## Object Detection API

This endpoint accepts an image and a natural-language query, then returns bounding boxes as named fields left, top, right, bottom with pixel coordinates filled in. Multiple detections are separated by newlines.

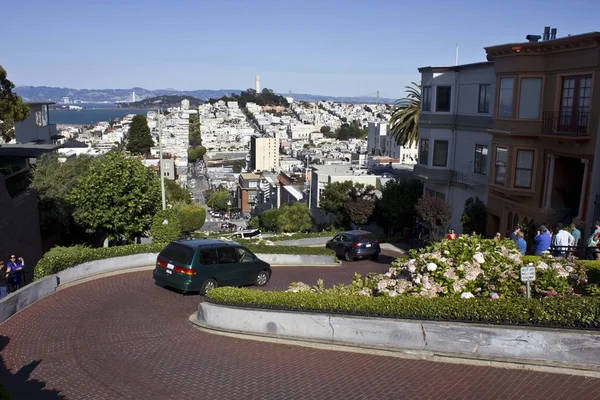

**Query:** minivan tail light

left=353, top=243, right=360, bottom=248
left=157, top=259, right=167, bottom=268
left=174, top=266, right=196, bottom=276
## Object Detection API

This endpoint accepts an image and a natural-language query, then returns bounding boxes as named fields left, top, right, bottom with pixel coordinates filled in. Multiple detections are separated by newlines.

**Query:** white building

left=250, top=135, right=279, bottom=172
left=367, top=122, right=418, bottom=164
left=414, top=61, right=495, bottom=234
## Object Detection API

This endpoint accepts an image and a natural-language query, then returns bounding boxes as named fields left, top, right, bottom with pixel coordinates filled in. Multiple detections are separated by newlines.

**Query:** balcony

left=413, top=164, right=452, bottom=183
left=453, top=162, right=489, bottom=187
left=542, top=111, right=589, bottom=136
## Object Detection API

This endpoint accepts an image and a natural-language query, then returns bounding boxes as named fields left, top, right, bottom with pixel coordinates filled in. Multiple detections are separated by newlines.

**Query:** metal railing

left=542, top=110, right=590, bottom=136
left=454, top=162, right=488, bottom=186
left=545, top=245, right=599, bottom=260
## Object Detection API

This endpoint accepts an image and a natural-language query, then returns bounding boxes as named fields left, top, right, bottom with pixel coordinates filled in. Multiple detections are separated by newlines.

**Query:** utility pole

left=455, top=44, right=459, bottom=66
left=158, top=108, right=166, bottom=210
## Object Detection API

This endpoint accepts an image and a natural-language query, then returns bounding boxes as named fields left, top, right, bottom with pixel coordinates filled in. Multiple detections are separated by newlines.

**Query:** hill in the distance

left=117, top=95, right=204, bottom=109
left=15, top=86, right=396, bottom=104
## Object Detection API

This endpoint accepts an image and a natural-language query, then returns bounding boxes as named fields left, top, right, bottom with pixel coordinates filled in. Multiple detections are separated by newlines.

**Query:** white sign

left=520, top=266, right=536, bottom=282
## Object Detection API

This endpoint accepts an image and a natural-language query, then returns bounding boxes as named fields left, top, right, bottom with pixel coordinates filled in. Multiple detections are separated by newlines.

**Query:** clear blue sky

left=2, top=0, right=599, bottom=98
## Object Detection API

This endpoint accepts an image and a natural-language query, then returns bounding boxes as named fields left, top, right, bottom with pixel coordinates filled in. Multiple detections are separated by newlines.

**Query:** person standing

left=515, top=232, right=527, bottom=255
left=447, top=229, right=457, bottom=240
left=6, top=255, right=24, bottom=292
left=570, top=223, right=581, bottom=247
left=0, top=261, right=8, bottom=299
left=553, top=225, right=575, bottom=257
left=509, top=227, right=520, bottom=242
left=533, top=226, right=551, bottom=256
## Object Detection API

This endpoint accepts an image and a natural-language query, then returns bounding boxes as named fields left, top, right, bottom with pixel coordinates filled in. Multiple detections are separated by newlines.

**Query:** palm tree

left=389, top=82, right=421, bottom=147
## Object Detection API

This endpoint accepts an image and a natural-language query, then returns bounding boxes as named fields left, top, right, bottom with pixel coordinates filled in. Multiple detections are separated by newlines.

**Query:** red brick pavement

left=1, top=252, right=600, bottom=399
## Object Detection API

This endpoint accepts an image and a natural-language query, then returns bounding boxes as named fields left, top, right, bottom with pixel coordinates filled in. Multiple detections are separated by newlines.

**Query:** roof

left=172, top=239, right=240, bottom=248
left=418, top=61, right=493, bottom=73
left=0, top=143, right=62, bottom=158
left=240, top=173, right=261, bottom=180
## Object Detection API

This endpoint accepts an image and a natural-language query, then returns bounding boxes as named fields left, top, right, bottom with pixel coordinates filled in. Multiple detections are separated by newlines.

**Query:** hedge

left=205, top=287, right=600, bottom=329
left=34, top=242, right=335, bottom=280
left=0, top=383, right=11, bottom=400
left=521, top=256, right=600, bottom=284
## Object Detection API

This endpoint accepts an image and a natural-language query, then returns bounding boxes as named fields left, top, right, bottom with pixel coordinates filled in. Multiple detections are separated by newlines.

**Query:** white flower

left=408, top=264, right=417, bottom=273
left=426, top=262, right=438, bottom=272
left=444, top=250, right=450, bottom=255
left=357, top=288, right=372, bottom=296
left=472, top=252, right=485, bottom=264
left=413, top=276, right=422, bottom=285
left=388, top=290, right=398, bottom=297
left=384, top=272, right=392, bottom=278
left=460, top=292, right=475, bottom=299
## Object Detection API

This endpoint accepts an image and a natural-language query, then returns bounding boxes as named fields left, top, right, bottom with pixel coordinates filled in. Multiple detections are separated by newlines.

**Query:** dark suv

left=153, top=239, right=272, bottom=295
left=325, top=230, right=381, bottom=261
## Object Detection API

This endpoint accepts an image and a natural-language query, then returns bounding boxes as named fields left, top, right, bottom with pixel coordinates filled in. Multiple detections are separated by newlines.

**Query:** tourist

left=6, top=255, right=24, bottom=292
left=570, top=223, right=581, bottom=247
left=447, top=229, right=457, bottom=240
left=533, top=226, right=551, bottom=256
left=0, top=261, right=8, bottom=299
left=470, top=231, right=477, bottom=237
left=509, top=227, right=520, bottom=242
left=552, top=225, right=574, bottom=257
left=586, top=231, right=600, bottom=260
left=494, top=232, right=502, bottom=241
left=515, top=232, right=527, bottom=255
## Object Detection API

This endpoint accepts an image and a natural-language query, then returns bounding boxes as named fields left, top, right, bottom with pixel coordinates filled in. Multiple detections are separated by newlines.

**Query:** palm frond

left=389, top=82, right=421, bottom=147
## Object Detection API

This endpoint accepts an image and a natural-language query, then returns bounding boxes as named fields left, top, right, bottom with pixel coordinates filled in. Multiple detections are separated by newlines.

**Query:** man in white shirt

left=553, top=225, right=575, bottom=257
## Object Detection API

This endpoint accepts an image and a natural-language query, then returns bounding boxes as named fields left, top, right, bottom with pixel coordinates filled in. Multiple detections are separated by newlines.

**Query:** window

left=559, top=75, right=592, bottom=131
left=436, top=86, right=452, bottom=112
left=498, top=78, right=514, bottom=118
left=432, top=140, right=448, bottom=167
left=425, top=188, right=446, bottom=201
left=235, top=247, right=256, bottom=263
left=160, top=243, right=196, bottom=265
left=419, top=139, right=429, bottom=165
left=200, top=248, right=218, bottom=265
left=518, top=78, right=543, bottom=119
left=478, top=84, right=491, bottom=113
left=217, top=247, right=238, bottom=264
left=474, top=144, right=488, bottom=174
left=494, top=147, right=508, bottom=185
left=422, top=86, right=431, bottom=111
left=514, top=150, right=534, bottom=188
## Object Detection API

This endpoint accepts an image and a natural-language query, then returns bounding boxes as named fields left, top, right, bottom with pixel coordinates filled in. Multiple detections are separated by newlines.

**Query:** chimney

left=543, top=26, right=551, bottom=41
left=526, top=34, right=541, bottom=43
left=550, top=28, right=557, bottom=40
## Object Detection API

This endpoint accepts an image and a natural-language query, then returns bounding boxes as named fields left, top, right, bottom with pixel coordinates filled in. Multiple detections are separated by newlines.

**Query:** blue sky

left=2, top=0, right=599, bottom=98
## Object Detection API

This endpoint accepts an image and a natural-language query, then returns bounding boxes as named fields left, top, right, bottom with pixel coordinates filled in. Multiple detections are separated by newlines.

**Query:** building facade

left=483, top=31, right=600, bottom=236
left=250, top=136, right=279, bottom=172
left=415, top=62, right=496, bottom=234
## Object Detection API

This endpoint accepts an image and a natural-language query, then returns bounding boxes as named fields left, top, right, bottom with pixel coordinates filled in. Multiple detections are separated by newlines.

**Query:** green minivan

left=153, top=239, right=272, bottom=295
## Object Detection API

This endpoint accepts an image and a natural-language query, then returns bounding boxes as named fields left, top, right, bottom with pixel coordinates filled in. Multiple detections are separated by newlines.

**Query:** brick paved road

left=1, top=252, right=600, bottom=399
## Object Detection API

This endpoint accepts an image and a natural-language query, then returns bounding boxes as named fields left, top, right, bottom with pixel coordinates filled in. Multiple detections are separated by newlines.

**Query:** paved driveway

left=1, top=253, right=599, bottom=399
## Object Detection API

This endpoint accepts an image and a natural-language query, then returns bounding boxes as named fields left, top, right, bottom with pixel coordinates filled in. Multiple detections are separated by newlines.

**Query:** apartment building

left=249, top=135, right=279, bottom=172
left=367, top=122, right=418, bottom=164
left=483, top=30, right=600, bottom=235
left=415, top=62, right=495, bottom=233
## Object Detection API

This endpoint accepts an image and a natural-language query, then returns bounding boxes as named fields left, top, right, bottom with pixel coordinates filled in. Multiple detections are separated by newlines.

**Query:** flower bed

left=205, top=287, right=600, bottom=329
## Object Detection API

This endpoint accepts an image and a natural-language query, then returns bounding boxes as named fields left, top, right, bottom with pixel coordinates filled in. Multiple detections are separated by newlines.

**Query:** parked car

left=230, top=229, right=262, bottom=239
left=325, top=230, right=381, bottom=261
left=153, top=239, right=272, bottom=295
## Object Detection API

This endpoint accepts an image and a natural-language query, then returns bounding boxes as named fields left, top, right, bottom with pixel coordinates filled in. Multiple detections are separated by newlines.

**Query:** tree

left=389, top=82, right=421, bottom=147
left=320, top=125, right=331, bottom=134
left=461, top=198, right=487, bottom=235
left=320, top=181, right=376, bottom=227
left=188, top=147, right=198, bottom=162
left=259, top=208, right=281, bottom=232
left=68, top=152, right=161, bottom=242
left=332, top=122, right=367, bottom=141
left=206, top=189, right=232, bottom=212
left=0, top=66, right=30, bottom=142
left=276, top=203, right=313, bottom=232
left=247, top=216, right=260, bottom=229
left=126, top=114, right=154, bottom=155
left=231, top=161, right=243, bottom=173
left=151, top=209, right=182, bottom=243
left=415, top=196, right=452, bottom=241
left=178, top=205, right=206, bottom=234
left=344, top=198, right=375, bottom=228
left=165, top=179, right=192, bottom=205
left=375, top=178, right=423, bottom=236
left=30, top=153, right=97, bottom=243
left=189, top=113, right=201, bottom=146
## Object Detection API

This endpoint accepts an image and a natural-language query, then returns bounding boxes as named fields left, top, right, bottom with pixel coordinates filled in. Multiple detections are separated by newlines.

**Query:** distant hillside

left=117, top=95, right=204, bottom=109
left=208, top=88, right=289, bottom=107
left=15, top=86, right=396, bottom=104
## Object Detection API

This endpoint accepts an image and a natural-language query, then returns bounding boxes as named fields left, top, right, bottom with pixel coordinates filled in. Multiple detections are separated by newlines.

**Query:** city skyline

left=2, top=0, right=600, bottom=97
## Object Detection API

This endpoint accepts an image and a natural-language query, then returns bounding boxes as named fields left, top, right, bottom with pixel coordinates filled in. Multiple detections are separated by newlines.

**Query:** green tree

left=258, top=208, right=281, bottom=232
left=195, top=145, right=206, bottom=157
left=206, top=189, right=232, bottom=212
left=189, top=113, right=201, bottom=146
left=375, top=178, right=423, bottom=236
left=178, top=205, right=206, bottom=233
left=320, top=181, right=376, bottom=227
left=333, top=122, right=367, bottom=141
left=68, top=152, right=161, bottom=242
left=247, top=216, right=260, bottom=229
left=30, top=153, right=97, bottom=241
left=461, top=198, right=487, bottom=235
left=389, top=82, right=421, bottom=147
left=276, top=203, right=313, bottom=232
left=231, top=161, right=243, bottom=173
left=415, top=196, right=452, bottom=241
left=151, top=209, right=182, bottom=243
left=320, top=125, right=331, bottom=134
left=0, top=66, right=30, bottom=142
left=343, top=184, right=377, bottom=228
left=126, top=114, right=154, bottom=155
left=165, top=179, right=192, bottom=205
left=188, top=147, right=198, bottom=162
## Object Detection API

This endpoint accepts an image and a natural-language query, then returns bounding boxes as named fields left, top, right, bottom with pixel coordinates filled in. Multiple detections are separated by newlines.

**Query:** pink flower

left=490, top=292, right=499, bottom=299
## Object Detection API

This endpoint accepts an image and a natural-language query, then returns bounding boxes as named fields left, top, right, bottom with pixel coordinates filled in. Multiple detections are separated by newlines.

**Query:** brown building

left=484, top=30, right=600, bottom=236
left=236, top=173, right=261, bottom=213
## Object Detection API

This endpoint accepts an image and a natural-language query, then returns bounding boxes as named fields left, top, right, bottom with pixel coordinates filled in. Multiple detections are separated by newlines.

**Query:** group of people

left=0, top=255, right=25, bottom=299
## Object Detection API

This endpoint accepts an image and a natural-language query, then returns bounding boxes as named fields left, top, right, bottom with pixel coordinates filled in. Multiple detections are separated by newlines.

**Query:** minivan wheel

left=256, top=270, right=270, bottom=287
left=344, top=250, right=353, bottom=262
left=199, top=278, right=218, bottom=296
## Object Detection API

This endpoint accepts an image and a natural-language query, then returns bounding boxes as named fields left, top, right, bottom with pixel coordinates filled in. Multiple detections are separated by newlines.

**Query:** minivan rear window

left=159, top=243, right=195, bottom=265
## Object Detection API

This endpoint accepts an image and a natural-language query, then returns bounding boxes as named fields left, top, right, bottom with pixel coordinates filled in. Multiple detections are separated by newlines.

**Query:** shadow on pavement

left=0, top=336, right=65, bottom=399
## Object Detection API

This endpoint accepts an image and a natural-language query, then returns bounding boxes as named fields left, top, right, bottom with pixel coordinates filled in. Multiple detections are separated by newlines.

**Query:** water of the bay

left=50, top=107, right=149, bottom=125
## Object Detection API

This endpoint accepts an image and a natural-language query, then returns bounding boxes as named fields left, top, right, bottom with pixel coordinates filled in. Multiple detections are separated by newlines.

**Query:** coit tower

left=255, top=75, right=260, bottom=92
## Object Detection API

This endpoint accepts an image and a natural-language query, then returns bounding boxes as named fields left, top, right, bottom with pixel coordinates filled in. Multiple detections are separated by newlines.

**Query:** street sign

left=520, top=266, right=536, bottom=282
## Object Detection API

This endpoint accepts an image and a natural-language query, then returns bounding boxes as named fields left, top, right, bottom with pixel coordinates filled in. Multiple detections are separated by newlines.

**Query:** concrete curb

left=193, top=302, right=600, bottom=377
